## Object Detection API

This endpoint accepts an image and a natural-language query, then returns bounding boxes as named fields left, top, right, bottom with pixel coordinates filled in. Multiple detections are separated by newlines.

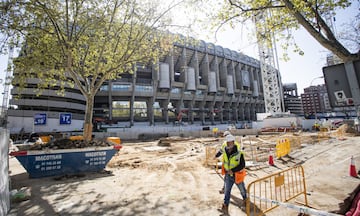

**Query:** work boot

left=240, top=198, right=248, bottom=210
left=220, top=203, right=229, bottom=215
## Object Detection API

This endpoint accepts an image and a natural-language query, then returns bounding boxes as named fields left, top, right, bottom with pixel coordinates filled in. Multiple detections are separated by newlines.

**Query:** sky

left=189, top=1, right=359, bottom=95
left=0, top=1, right=358, bottom=107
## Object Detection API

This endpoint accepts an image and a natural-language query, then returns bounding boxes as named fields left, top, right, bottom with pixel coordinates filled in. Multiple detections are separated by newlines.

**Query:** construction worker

left=215, top=134, right=247, bottom=215
left=223, top=130, right=231, bottom=137
left=216, top=130, right=232, bottom=194
left=313, top=120, right=320, bottom=131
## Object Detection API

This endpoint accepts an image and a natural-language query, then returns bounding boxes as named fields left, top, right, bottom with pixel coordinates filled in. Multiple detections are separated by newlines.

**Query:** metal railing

left=246, top=165, right=308, bottom=216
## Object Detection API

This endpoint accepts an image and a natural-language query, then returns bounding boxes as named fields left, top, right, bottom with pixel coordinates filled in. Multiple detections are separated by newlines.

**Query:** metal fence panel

left=246, top=165, right=308, bottom=216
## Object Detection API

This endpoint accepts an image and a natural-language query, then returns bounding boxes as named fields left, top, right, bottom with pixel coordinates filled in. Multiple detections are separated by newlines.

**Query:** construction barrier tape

left=249, top=194, right=342, bottom=216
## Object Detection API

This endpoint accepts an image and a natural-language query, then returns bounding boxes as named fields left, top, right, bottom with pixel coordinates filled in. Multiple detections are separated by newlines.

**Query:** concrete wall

left=0, top=128, right=10, bottom=215
left=302, top=119, right=315, bottom=130
left=260, top=117, right=301, bottom=128
left=8, top=116, right=84, bottom=134
left=93, top=123, right=260, bottom=141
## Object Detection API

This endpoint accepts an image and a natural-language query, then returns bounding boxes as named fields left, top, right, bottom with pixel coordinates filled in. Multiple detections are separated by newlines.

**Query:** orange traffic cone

left=350, top=156, right=358, bottom=177
left=268, top=148, right=274, bottom=166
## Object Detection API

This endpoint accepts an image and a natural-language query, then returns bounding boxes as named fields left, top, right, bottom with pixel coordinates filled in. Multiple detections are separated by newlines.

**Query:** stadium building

left=7, top=40, right=269, bottom=133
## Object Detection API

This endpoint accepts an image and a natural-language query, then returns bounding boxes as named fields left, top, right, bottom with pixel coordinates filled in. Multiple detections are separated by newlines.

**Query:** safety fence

left=242, top=137, right=295, bottom=164
left=0, top=128, right=10, bottom=216
left=318, top=127, right=331, bottom=140
left=207, top=136, right=298, bottom=167
left=286, top=136, right=301, bottom=149
left=241, top=137, right=272, bottom=164
left=330, top=126, right=346, bottom=140
left=275, top=138, right=291, bottom=159
left=205, top=146, right=218, bottom=168
left=246, top=165, right=308, bottom=216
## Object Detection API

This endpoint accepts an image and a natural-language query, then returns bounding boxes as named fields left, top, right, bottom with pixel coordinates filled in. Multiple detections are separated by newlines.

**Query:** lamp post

left=310, top=76, right=324, bottom=121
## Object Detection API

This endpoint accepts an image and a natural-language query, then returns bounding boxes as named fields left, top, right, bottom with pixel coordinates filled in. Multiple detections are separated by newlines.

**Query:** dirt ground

left=7, top=130, right=360, bottom=216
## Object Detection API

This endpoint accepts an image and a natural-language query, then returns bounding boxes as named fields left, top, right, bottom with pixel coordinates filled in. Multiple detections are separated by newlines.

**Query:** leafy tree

left=208, top=0, right=359, bottom=62
left=0, top=0, right=182, bottom=141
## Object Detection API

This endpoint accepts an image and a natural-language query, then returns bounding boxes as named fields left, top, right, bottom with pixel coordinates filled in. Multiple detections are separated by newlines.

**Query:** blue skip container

left=10, top=145, right=122, bottom=178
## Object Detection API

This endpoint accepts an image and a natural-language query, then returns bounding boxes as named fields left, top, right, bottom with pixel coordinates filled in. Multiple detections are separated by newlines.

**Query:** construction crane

left=0, top=45, right=14, bottom=127
left=254, top=11, right=284, bottom=114
left=254, top=5, right=337, bottom=114
left=324, top=8, right=341, bottom=66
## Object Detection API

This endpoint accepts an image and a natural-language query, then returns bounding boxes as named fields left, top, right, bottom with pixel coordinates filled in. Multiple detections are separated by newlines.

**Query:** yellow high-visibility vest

left=221, top=141, right=246, bottom=183
left=221, top=141, right=243, bottom=171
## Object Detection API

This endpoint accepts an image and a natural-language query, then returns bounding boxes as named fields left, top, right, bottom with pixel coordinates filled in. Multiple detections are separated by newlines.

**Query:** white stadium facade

left=7, top=39, right=281, bottom=134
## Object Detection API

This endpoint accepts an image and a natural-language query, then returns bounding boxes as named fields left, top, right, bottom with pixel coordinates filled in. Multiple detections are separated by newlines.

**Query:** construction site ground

left=8, top=130, right=360, bottom=216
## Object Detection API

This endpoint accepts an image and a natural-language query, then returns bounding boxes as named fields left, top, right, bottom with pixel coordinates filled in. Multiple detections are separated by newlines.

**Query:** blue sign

left=59, top=113, right=72, bottom=125
left=34, top=113, right=47, bottom=125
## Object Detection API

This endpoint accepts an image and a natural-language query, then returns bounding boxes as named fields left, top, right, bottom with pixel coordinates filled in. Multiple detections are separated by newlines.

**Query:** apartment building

left=301, top=84, right=331, bottom=118
left=283, top=83, right=303, bottom=115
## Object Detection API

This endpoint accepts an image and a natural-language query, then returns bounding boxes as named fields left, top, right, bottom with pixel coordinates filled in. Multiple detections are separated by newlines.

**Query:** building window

left=112, top=101, right=130, bottom=117
left=135, top=85, right=153, bottom=92
left=171, top=88, right=181, bottom=94
left=184, top=91, right=192, bottom=95
left=196, top=90, right=204, bottom=96
left=100, top=85, right=108, bottom=91
left=153, top=102, right=162, bottom=118
left=134, top=101, right=147, bottom=118
left=112, top=84, right=131, bottom=91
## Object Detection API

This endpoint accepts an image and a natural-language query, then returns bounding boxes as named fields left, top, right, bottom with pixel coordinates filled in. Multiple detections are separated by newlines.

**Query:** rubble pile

left=16, top=138, right=114, bottom=151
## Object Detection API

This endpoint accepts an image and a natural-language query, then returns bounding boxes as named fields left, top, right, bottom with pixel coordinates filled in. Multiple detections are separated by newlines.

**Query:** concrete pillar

left=188, top=99, right=194, bottom=124
left=161, top=101, right=169, bottom=124
left=251, top=104, right=256, bottom=121
left=200, top=100, right=206, bottom=125
left=245, top=103, right=250, bottom=121
left=147, top=99, right=154, bottom=126
left=129, top=68, right=136, bottom=126
left=108, top=81, right=113, bottom=121
left=129, top=96, right=134, bottom=126
left=239, top=103, right=245, bottom=121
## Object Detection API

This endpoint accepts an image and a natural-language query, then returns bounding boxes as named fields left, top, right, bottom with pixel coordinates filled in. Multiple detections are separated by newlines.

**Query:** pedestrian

left=223, top=130, right=231, bottom=137
left=215, top=134, right=247, bottom=215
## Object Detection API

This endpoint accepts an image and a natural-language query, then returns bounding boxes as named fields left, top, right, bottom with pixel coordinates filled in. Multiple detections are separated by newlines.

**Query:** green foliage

left=2, top=0, right=177, bottom=93
left=0, top=0, right=183, bottom=139
left=207, top=0, right=358, bottom=61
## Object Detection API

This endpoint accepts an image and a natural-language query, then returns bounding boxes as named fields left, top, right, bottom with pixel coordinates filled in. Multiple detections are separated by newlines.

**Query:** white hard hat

left=226, top=134, right=235, bottom=142
left=223, top=131, right=231, bottom=136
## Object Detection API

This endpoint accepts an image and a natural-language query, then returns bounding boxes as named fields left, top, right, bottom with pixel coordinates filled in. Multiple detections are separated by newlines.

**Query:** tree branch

left=228, top=0, right=285, bottom=12
left=281, top=0, right=357, bottom=61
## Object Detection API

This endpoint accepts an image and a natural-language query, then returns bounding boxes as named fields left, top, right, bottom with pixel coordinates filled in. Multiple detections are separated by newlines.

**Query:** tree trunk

left=83, top=94, right=94, bottom=141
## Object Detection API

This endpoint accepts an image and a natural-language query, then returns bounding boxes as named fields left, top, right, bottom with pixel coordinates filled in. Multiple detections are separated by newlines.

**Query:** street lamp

left=310, top=76, right=324, bottom=121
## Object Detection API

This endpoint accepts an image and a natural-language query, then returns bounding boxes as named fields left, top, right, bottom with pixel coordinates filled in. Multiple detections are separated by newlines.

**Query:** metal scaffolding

left=254, top=11, right=284, bottom=114
left=0, top=46, right=14, bottom=127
